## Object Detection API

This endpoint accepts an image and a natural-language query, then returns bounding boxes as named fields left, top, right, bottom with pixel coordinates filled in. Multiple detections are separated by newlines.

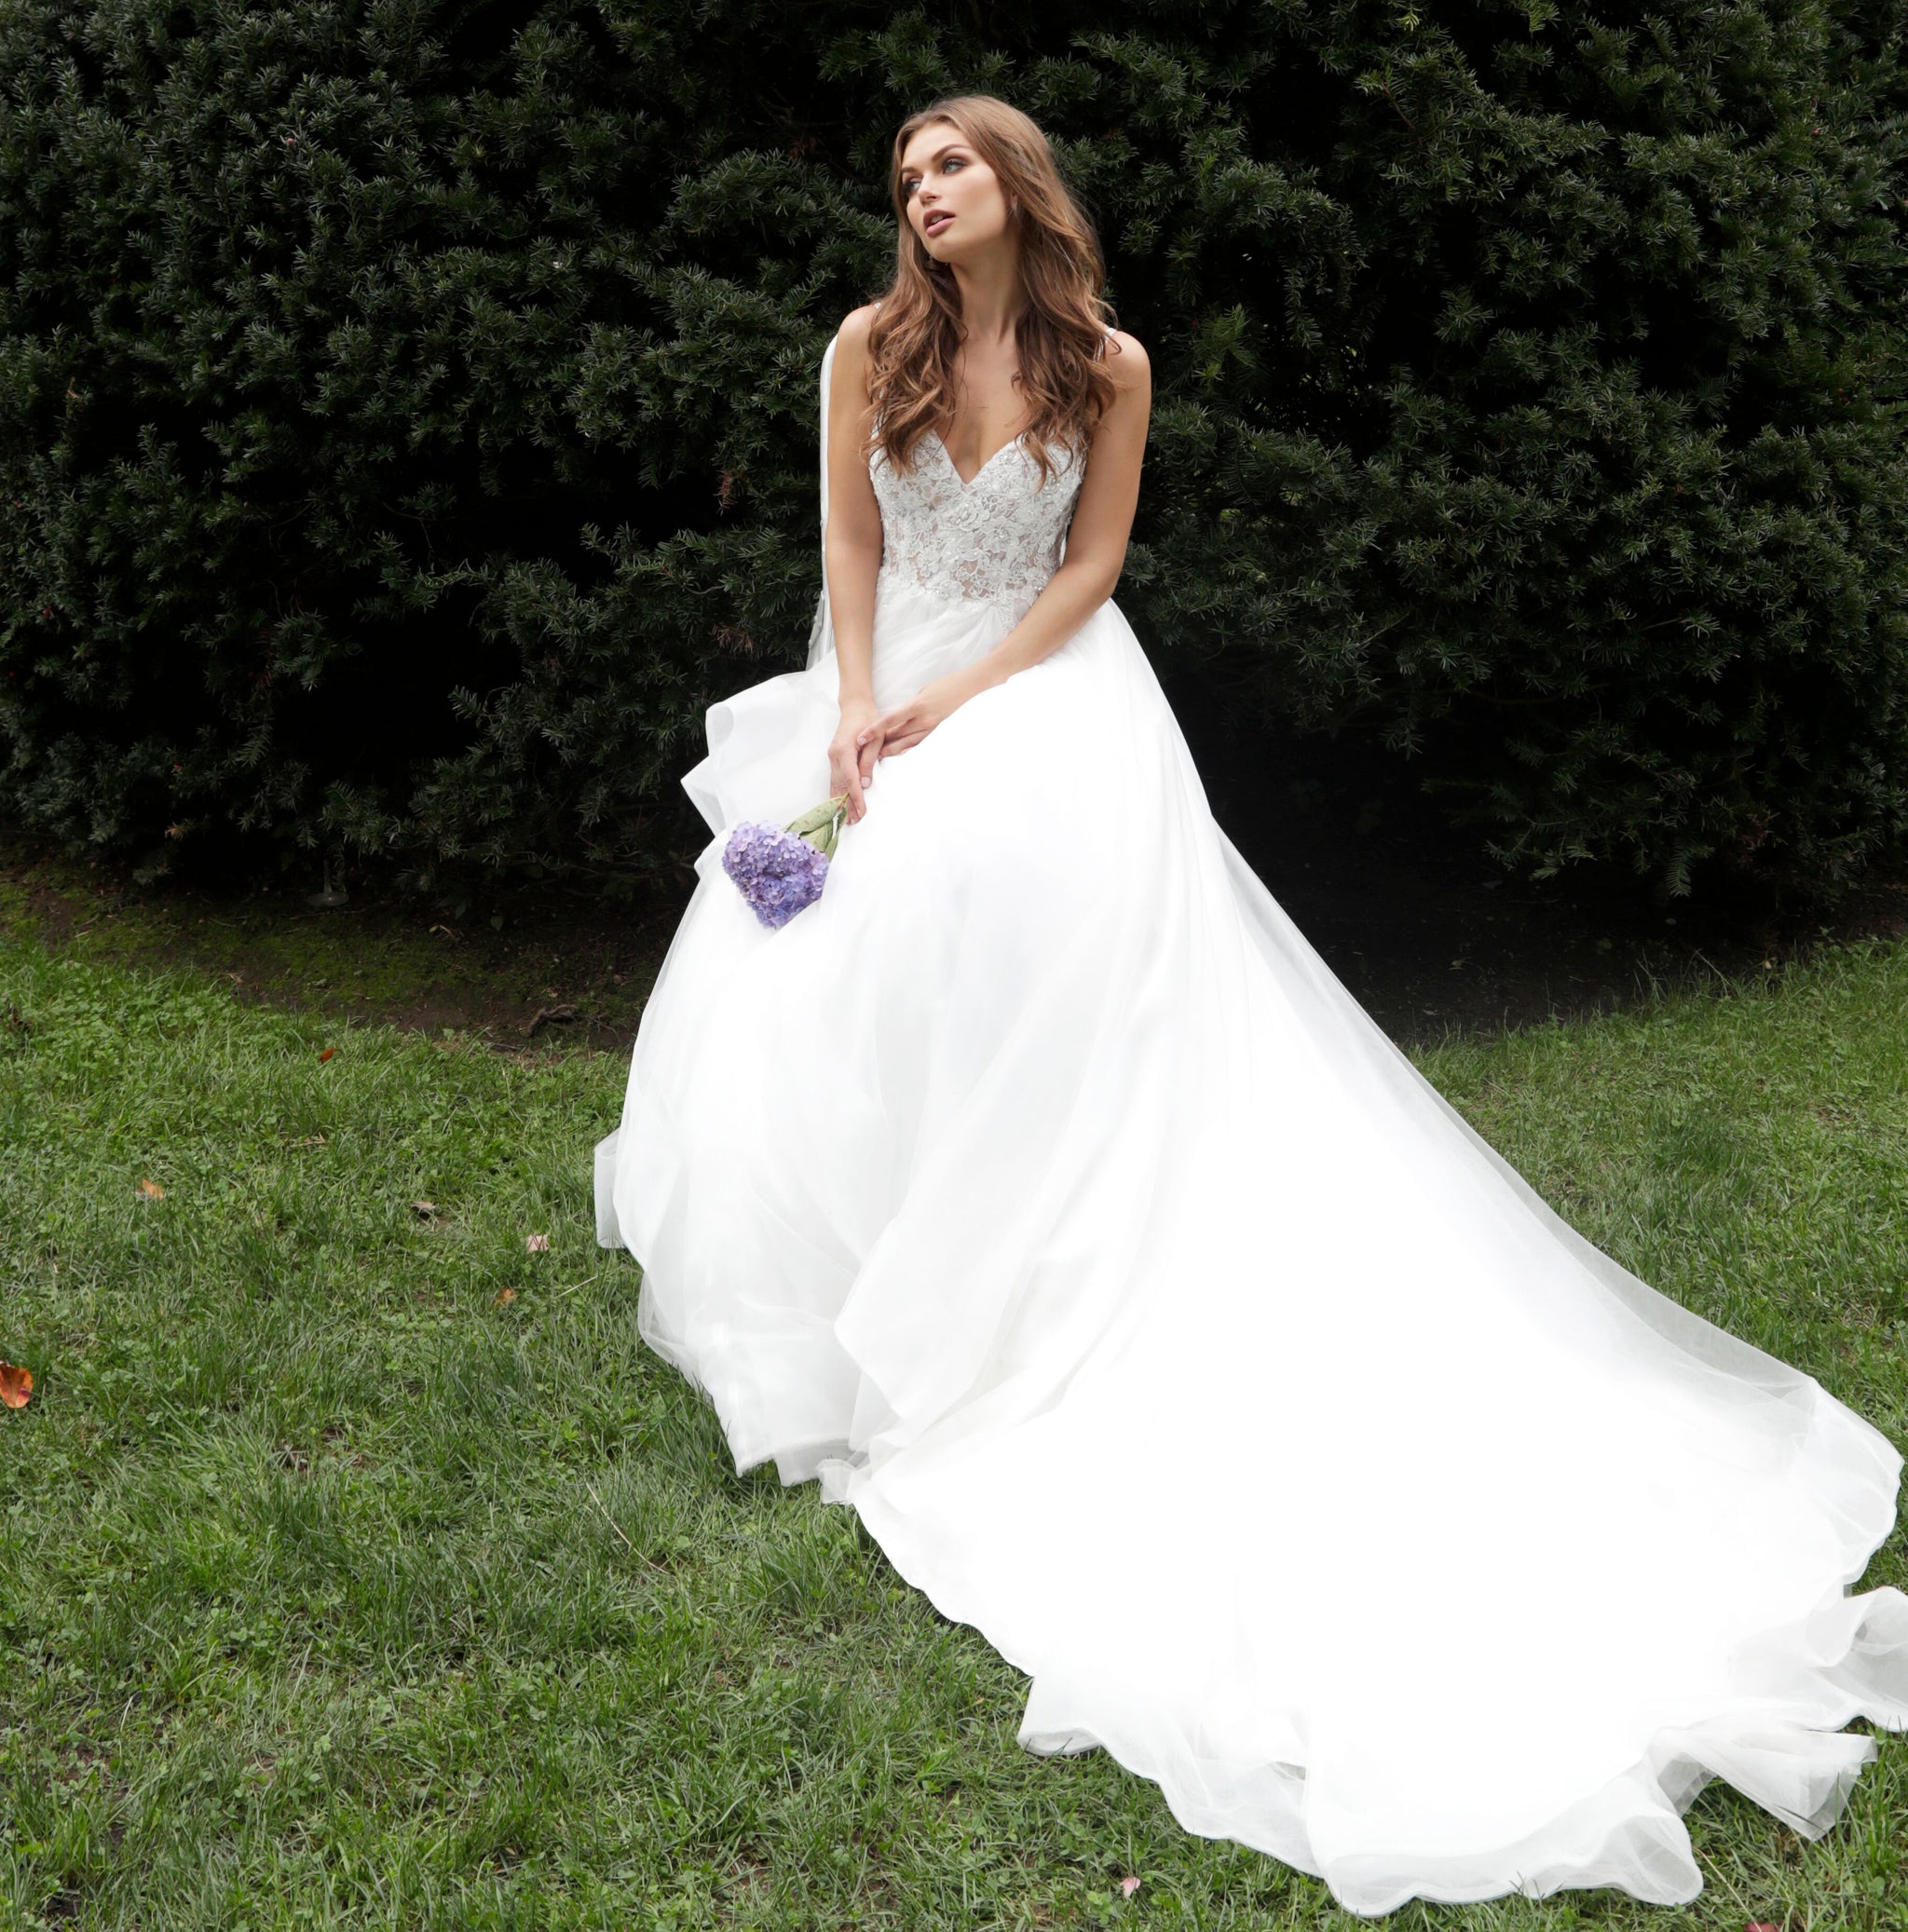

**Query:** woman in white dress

left=595, top=94, right=1908, bottom=1914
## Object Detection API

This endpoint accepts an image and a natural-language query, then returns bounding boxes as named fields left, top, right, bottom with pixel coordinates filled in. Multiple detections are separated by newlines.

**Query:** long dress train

left=594, top=335, right=1908, bottom=1915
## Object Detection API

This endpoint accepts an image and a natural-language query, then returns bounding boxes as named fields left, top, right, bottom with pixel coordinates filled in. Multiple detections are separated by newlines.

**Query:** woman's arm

left=859, top=331, right=1151, bottom=760
left=823, top=306, right=886, bottom=822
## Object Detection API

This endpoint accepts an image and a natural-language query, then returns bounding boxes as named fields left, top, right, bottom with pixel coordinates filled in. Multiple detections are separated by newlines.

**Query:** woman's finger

left=854, top=724, right=889, bottom=805
left=830, top=741, right=867, bottom=822
left=840, top=752, right=866, bottom=822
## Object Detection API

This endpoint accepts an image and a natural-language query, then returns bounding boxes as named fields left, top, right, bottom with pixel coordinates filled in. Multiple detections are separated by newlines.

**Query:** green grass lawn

left=1, top=921, right=1904, bottom=1931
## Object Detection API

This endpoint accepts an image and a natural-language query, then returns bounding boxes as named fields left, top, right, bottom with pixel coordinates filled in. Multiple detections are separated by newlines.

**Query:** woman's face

left=897, top=123, right=1013, bottom=265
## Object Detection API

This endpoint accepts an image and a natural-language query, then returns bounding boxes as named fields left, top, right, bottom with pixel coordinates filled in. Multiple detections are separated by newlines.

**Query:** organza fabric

left=595, top=336, right=1908, bottom=1915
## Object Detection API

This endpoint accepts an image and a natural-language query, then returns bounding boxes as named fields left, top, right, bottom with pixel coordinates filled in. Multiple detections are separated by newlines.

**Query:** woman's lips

left=924, top=212, right=953, bottom=238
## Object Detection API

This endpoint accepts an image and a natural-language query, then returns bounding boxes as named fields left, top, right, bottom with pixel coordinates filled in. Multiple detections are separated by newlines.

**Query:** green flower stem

left=785, top=793, right=850, bottom=859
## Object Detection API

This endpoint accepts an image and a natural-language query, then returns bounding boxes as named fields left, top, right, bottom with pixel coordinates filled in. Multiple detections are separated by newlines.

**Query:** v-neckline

left=930, top=428, right=1025, bottom=490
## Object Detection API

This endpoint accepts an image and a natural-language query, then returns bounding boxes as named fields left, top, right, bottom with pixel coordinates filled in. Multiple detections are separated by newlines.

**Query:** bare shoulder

left=837, top=304, right=881, bottom=355
left=1103, top=329, right=1151, bottom=392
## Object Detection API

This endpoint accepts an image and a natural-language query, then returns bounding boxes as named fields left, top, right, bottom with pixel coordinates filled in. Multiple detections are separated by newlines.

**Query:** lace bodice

left=870, top=429, right=1084, bottom=625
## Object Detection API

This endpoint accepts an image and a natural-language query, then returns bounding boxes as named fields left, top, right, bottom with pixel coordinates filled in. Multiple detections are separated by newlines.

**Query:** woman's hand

left=860, top=670, right=989, bottom=764
left=828, top=694, right=882, bottom=823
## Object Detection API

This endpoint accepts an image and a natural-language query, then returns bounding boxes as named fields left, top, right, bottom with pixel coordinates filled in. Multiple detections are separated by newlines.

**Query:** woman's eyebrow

left=901, top=141, right=968, bottom=175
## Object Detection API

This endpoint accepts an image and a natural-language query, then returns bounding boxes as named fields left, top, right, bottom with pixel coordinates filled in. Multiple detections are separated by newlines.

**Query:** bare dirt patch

left=6, top=741, right=1904, bottom=1054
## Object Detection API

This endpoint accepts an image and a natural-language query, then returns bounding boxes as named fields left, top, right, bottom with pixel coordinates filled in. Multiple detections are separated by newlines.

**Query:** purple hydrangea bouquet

left=721, top=793, right=852, bottom=929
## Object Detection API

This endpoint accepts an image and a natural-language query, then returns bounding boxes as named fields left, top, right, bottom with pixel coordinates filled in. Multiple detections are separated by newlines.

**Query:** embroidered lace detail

left=871, top=431, right=1084, bottom=625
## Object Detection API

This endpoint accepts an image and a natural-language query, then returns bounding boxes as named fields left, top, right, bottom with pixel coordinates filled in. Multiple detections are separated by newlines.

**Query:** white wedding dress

left=595, top=335, right=1908, bottom=1914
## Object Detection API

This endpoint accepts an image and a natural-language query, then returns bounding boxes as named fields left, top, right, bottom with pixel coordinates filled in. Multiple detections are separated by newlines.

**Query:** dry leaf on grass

left=134, top=1178, right=164, bottom=1201
left=494, top=1288, right=517, bottom=1307
left=0, top=1362, right=34, bottom=1409
left=522, top=1002, right=579, bottom=1039
left=410, top=1200, right=440, bottom=1220
left=318, top=1047, right=336, bottom=1063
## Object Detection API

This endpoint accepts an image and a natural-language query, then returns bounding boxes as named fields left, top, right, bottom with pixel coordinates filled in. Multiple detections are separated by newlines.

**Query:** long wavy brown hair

left=868, top=96, right=1117, bottom=485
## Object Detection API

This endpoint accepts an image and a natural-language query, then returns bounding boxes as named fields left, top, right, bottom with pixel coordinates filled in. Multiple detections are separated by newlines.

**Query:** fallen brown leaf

left=318, top=1047, right=336, bottom=1063
left=135, top=1177, right=164, bottom=1201
left=522, top=1002, right=579, bottom=1039
left=410, top=1200, right=440, bottom=1220
left=0, top=1362, right=33, bottom=1408
left=494, top=1287, right=517, bottom=1307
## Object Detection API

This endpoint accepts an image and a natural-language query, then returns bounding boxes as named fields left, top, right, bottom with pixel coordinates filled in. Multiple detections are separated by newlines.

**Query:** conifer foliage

left=2, top=1, right=1904, bottom=893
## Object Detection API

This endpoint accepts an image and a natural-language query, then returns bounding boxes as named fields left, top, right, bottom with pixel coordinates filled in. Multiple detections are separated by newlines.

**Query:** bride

left=595, top=94, right=1908, bottom=1914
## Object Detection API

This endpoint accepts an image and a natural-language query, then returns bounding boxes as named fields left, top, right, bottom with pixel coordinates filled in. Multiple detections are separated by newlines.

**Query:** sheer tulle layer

left=596, top=573, right=1907, bottom=1915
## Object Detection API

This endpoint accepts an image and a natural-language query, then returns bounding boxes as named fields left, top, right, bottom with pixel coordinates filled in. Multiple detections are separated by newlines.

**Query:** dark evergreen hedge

left=3, top=0, right=1905, bottom=895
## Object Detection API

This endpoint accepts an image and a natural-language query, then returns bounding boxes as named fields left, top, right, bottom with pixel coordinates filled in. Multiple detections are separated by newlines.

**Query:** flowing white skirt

left=595, top=573, right=1908, bottom=1914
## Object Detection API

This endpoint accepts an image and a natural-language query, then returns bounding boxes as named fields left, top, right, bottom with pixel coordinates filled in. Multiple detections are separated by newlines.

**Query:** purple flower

left=722, top=795, right=848, bottom=929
